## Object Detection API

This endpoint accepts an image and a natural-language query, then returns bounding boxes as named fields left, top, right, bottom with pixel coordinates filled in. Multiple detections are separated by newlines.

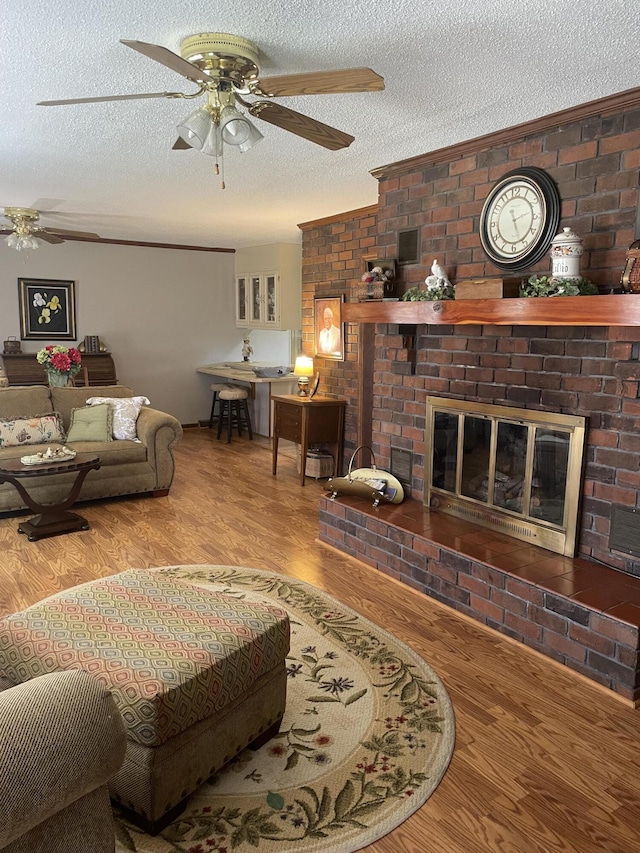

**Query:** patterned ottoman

left=0, top=568, right=290, bottom=834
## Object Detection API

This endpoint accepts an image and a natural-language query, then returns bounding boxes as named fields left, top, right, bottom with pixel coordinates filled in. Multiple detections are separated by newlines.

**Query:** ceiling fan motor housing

left=4, top=207, right=40, bottom=227
left=180, top=33, right=260, bottom=88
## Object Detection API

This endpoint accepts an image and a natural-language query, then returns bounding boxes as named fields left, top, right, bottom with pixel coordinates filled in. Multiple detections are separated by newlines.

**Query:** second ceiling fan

left=38, top=33, right=385, bottom=185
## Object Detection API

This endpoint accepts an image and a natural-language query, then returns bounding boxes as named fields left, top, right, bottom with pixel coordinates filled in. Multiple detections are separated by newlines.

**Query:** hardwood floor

left=1, top=428, right=639, bottom=853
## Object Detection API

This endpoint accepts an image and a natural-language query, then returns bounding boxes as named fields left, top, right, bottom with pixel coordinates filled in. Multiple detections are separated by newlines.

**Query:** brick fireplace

left=299, top=87, right=640, bottom=702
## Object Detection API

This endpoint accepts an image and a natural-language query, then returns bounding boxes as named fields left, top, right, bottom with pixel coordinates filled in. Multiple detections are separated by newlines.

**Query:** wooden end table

left=0, top=453, right=101, bottom=541
left=271, top=394, right=346, bottom=486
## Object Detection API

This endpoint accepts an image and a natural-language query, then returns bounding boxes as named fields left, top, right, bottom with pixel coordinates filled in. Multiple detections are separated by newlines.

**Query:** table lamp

left=293, top=356, right=315, bottom=396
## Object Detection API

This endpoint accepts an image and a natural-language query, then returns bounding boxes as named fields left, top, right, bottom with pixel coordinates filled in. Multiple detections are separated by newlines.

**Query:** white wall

left=247, top=329, right=296, bottom=366
left=0, top=241, right=238, bottom=423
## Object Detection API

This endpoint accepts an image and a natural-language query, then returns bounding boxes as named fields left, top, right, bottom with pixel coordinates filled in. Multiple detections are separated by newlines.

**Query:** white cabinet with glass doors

left=236, top=271, right=279, bottom=328
left=235, top=244, right=301, bottom=331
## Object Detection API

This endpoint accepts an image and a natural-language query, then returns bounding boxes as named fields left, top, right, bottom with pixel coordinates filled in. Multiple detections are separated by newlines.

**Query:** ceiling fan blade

left=38, top=92, right=176, bottom=106
left=120, top=39, right=210, bottom=84
left=37, top=232, right=65, bottom=244
left=173, top=137, right=193, bottom=150
left=254, top=68, right=384, bottom=97
left=43, top=227, right=100, bottom=239
left=31, top=198, right=64, bottom=210
left=248, top=101, right=354, bottom=150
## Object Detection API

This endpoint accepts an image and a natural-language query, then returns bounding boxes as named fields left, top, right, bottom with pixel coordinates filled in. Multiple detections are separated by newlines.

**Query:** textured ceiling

left=2, top=1, right=639, bottom=250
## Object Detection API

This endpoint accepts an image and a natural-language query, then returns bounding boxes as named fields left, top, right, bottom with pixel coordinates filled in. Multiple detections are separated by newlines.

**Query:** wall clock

left=479, top=167, right=561, bottom=272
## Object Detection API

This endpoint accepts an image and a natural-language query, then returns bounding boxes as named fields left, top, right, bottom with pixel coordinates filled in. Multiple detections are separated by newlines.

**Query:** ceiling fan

left=1, top=207, right=100, bottom=251
left=37, top=33, right=384, bottom=186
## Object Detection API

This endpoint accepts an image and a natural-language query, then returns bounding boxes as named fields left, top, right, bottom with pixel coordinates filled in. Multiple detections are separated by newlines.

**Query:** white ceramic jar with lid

left=550, top=226, right=583, bottom=278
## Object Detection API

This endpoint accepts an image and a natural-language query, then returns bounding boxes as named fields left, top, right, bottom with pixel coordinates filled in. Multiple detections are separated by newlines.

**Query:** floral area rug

left=114, top=565, right=455, bottom=853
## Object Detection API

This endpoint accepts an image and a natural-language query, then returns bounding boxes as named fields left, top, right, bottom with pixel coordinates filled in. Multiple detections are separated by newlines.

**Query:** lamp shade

left=293, top=356, right=314, bottom=377
left=238, top=122, right=264, bottom=153
left=176, top=107, right=213, bottom=150
left=6, top=232, right=39, bottom=251
left=201, top=122, right=223, bottom=157
left=219, top=106, right=251, bottom=146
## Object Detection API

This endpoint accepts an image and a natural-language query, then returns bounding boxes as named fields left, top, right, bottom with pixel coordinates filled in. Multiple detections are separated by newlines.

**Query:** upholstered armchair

left=0, top=670, right=126, bottom=853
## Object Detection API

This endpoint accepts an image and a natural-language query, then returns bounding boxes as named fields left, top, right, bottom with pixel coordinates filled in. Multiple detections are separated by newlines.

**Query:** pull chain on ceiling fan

left=1, top=207, right=100, bottom=251
left=37, top=32, right=384, bottom=188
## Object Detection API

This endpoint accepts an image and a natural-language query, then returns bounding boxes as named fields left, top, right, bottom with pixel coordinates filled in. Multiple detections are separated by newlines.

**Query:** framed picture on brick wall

left=314, top=294, right=344, bottom=360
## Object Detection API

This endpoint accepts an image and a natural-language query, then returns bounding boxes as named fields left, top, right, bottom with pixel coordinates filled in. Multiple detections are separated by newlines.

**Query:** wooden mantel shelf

left=343, top=294, right=640, bottom=326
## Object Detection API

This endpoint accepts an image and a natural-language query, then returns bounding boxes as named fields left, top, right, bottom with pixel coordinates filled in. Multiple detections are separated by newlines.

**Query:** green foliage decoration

left=401, top=283, right=455, bottom=302
left=519, top=275, right=599, bottom=297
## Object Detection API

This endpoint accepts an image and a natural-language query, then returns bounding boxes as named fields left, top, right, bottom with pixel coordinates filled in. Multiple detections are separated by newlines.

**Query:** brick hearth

left=319, top=495, right=640, bottom=703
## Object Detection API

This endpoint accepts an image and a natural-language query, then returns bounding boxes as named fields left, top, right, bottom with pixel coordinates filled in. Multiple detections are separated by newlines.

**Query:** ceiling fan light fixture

left=238, top=122, right=264, bottom=153
left=36, top=33, right=385, bottom=189
left=6, top=232, right=39, bottom=251
left=201, top=121, right=223, bottom=157
left=176, top=106, right=214, bottom=150
left=219, top=106, right=251, bottom=146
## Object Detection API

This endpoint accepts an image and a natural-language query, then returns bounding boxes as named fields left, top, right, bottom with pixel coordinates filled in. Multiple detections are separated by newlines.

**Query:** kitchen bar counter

left=196, top=363, right=297, bottom=436
left=196, top=363, right=296, bottom=393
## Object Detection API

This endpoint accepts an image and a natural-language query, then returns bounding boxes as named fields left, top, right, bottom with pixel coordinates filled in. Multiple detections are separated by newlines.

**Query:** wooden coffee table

left=0, top=453, right=101, bottom=541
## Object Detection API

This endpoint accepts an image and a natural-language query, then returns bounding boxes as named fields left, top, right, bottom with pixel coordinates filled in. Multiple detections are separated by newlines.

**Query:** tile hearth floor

left=353, top=498, right=640, bottom=629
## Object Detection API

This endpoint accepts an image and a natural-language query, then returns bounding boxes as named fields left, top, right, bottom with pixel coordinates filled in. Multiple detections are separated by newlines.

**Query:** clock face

left=480, top=168, right=560, bottom=272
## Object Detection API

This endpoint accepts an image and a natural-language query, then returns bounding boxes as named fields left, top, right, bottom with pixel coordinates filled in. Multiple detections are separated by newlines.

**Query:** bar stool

left=208, top=383, right=231, bottom=429
left=217, top=386, right=254, bottom=443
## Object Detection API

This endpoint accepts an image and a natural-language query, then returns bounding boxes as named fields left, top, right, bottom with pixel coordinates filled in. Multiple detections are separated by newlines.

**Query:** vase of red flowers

left=36, top=345, right=82, bottom=386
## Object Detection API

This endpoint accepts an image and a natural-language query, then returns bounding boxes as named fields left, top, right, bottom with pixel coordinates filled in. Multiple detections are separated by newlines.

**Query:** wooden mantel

left=343, top=294, right=640, bottom=326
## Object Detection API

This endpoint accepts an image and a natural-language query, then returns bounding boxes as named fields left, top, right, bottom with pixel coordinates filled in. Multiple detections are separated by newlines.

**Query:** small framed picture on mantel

left=18, top=278, right=76, bottom=340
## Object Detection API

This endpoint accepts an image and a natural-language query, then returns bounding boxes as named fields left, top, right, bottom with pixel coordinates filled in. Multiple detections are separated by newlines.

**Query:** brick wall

left=300, top=90, right=640, bottom=577
left=299, top=206, right=378, bottom=440
left=375, top=98, right=640, bottom=287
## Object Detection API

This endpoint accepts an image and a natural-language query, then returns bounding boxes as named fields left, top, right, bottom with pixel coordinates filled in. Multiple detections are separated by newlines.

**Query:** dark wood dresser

left=1, top=352, right=118, bottom=386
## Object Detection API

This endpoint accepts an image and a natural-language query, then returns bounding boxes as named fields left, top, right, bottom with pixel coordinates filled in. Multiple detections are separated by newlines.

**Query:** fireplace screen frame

left=424, top=396, right=586, bottom=556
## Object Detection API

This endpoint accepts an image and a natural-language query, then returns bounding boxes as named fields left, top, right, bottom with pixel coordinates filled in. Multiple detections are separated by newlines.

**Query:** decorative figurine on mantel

left=425, top=258, right=452, bottom=291
left=242, top=334, right=253, bottom=362
left=402, top=258, right=456, bottom=301
left=417, top=258, right=455, bottom=300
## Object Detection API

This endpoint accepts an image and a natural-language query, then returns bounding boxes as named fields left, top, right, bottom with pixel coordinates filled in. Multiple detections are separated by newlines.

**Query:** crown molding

left=58, top=234, right=234, bottom=252
left=297, top=205, right=378, bottom=231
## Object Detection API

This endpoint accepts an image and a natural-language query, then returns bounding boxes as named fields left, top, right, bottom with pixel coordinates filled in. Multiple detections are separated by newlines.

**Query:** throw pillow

left=85, top=396, right=150, bottom=441
left=0, top=412, right=65, bottom=448
left=66, top=404, right=113, bottom=443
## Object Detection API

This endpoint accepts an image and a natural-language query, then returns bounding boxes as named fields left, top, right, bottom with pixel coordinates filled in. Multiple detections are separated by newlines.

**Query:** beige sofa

left=0, top=385, right=183, bottom=513
left=0, top=669, right=126, bottom=853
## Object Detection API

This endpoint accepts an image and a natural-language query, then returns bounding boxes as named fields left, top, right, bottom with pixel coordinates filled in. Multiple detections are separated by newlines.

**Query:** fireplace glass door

left=426, top=397, right=586, bottom=556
